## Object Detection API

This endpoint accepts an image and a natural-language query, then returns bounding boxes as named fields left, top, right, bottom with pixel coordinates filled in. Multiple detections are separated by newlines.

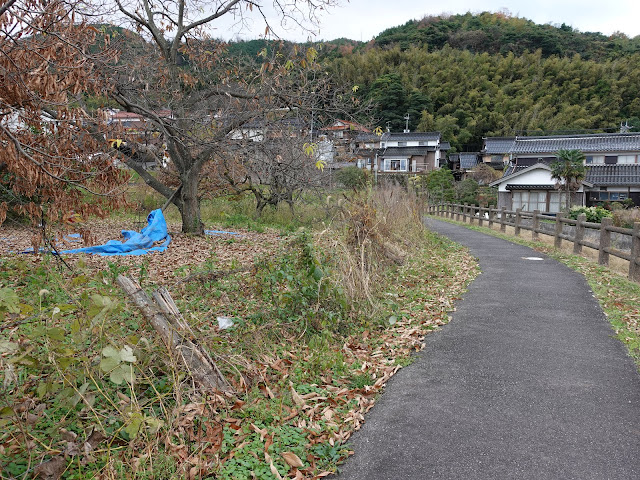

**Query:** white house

left=489, top=163, right=594, bottom=213
left=485, top=133, right=640, bottom=211
left=377, top=132, right=445, bottom=173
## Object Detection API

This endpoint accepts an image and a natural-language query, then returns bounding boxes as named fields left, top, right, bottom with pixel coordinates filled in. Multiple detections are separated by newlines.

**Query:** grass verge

left=0, top=191, right=477, bottom=479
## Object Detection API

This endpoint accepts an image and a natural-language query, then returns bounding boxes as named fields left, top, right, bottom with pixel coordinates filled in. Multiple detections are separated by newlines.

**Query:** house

left=376, top=132, right=445, bottom=173
left=108, top=109, right=173, bottom=131
left=486, top=132, right=640, bottom=212
left=318, top=120, right=372, bottom=164
left=439, top=142, right=452, bottom=167
left=320, top=120, right=371, bottom=142
left=353, top=132, right=382, bottom=169
left=228, top=117, right=307, bottom=143
left=449, top=152, right=480, bottom=170
left=490, top=162, right=594, bottom=212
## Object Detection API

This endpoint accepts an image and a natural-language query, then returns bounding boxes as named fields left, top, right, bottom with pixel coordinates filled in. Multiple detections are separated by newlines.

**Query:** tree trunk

left=179, top=171, right=204, bottom=234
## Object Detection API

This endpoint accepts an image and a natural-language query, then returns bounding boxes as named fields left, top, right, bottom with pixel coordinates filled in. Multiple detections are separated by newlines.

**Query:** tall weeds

left=322, top=186, right=427, bottom=317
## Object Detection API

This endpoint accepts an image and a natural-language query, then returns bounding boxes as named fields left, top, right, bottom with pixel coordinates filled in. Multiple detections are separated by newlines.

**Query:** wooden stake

left=116, top=275, right=231, bottom=392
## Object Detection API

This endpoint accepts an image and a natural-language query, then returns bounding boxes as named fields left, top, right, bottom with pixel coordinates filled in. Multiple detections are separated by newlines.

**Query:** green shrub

left=569, top=206, right=613, bottom=223
left=334, top=166, right=371, bottom=190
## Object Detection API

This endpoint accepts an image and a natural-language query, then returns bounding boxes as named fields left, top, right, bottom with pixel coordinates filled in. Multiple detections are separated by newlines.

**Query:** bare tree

left=218, top=124, right=324, bottom=215
left=94, top=0, right=344, bottom=233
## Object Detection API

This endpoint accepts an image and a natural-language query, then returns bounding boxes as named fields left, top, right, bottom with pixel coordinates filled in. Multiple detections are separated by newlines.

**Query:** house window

left=383, top=158, right=407, bottom=171
left=605, top=155, right=618, bottom=165
left=548, top=192, right=567, bottom=213
left=586, top=155, right=605, bottom=164
left=397, top=142, right=407, bottom=147
left=618, top=155, right=637, bottom=164
left=513, top=191, right=563, bottom=212
left=513, top=191, right=548, bottom=212
left=591, top=191, right=627, bottom=201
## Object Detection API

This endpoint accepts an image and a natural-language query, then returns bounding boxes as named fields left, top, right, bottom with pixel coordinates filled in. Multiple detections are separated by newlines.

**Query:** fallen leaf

left=289, top=382, right=305, bottom=407
left=281, top=452, right=304, bottom=468
left=269, top=461, right=283, bottom=480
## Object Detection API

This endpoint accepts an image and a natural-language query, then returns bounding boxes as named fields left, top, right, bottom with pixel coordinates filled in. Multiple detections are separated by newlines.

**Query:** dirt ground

left=0, top=219, right=284, bottom=283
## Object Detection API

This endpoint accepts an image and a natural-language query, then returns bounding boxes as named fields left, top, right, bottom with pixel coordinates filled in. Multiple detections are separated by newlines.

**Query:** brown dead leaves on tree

left=0, top=0, right=127, bottom=226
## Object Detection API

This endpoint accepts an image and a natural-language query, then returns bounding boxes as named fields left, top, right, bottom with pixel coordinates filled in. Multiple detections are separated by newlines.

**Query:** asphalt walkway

left=335, top=218, right=640, bottom=480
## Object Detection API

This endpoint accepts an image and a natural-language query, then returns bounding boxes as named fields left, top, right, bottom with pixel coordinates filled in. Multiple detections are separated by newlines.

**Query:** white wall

left=495, top=169, right=552, bottom=192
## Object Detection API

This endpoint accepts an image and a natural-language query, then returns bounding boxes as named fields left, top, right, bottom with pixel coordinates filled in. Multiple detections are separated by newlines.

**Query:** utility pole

left=404, top=114, right=410, bottom=133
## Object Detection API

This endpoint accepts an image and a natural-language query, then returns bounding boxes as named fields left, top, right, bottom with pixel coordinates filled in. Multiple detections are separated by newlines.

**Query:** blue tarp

left=61, top=209, right=171, bottom=256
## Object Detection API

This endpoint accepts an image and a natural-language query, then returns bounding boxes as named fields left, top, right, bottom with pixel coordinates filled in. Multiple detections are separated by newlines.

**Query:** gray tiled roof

left=459, top=153, right=479, bottom=169
left=484, top=133, right=640, bottom=155
left=585, top=165, right=640, bottom=186
left=354, top=132, right=381, bottom=142
left=512, top=134, right=640, bottom=154
left=379, top=146, right=435, bottom=157
left=380, top=132, right=441, bottom=142
left=483, top=137, right=515, bottom=154
left=499, top=163, right=640, bottom=187
left=440, top=142, right=451, bottom=150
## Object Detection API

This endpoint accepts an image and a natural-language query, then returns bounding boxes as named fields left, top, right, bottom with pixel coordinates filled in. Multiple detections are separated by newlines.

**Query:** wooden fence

left=427, top=203, right=640, bottom=283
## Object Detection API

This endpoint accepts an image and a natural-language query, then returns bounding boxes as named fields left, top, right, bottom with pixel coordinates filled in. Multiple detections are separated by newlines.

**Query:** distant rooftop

left=484, top=133, right=640, bottom=155
left=380, top=131, right=441, bottom=142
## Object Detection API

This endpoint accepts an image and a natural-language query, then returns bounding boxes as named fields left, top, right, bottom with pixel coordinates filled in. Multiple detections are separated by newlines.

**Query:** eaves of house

left=491, top=161, right=640, bottom=190
left=380, top=132, right=440, bottom=142
left=586, top=164, right=640, bottom=186
left=484, top=133, right=640, bottom=155
left=379, top=146, right=436, bottom=157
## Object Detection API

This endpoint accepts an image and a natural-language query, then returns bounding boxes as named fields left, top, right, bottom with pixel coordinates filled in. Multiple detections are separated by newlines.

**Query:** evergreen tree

left=551, top=149, right=587, bottom=211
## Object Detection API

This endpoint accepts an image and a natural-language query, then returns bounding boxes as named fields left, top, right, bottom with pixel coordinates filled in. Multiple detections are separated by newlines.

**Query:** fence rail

left=428, top=203, right=640, bottom=283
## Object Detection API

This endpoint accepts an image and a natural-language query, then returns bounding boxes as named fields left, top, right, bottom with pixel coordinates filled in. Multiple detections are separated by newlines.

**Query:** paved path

left=335, top=219, right=640, bottom=480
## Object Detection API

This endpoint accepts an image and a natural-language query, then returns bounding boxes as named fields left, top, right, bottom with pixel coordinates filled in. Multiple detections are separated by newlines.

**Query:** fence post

left=478, top=206, right=484, bottom=227
left=463, top=203, right=468, bottom=223
left=598, top=217, right=612, bottom=266
left=574, top=213, right=586, bottom=254
left=448, top=203, right=453, bottom=219
left=630, top=222, right=640, bottom=282
left=554, top=215, right=563, bottom=249
left=488, top=207, right=494, bottom=228
left=456, top=204, right=461, bottom=222
left=514, top=208, right=522, bottom=236
left=532, top=210, right=540, bottom=240
left=500, top=207, right=507, bottom=233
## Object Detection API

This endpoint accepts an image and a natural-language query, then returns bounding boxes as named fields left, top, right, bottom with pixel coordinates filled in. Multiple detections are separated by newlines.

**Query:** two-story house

left=376, top=132, right=446, bottom=173
left=487, top=132, right=640, bottom=212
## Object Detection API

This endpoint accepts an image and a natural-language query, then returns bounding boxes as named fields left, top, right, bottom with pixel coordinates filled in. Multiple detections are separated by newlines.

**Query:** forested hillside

left=329, top=46, right=640, bottom=150
left=321, top=12, right=640, bottom=151
left=372, top=12, right=640, bottom=60
left=101, top=12, right=640, bottom=153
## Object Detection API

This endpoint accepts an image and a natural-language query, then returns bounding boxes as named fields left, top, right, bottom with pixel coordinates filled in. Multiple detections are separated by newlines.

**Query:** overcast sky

left=215, top=0, right=640, bottom=42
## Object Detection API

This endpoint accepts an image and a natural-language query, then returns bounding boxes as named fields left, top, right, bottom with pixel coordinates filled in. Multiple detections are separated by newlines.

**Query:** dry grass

left=318, top=186, right=427, bottom=314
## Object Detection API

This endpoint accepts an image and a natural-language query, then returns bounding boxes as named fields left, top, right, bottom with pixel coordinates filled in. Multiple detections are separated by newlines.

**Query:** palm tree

left=551, top=149, right=587, bottom=211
